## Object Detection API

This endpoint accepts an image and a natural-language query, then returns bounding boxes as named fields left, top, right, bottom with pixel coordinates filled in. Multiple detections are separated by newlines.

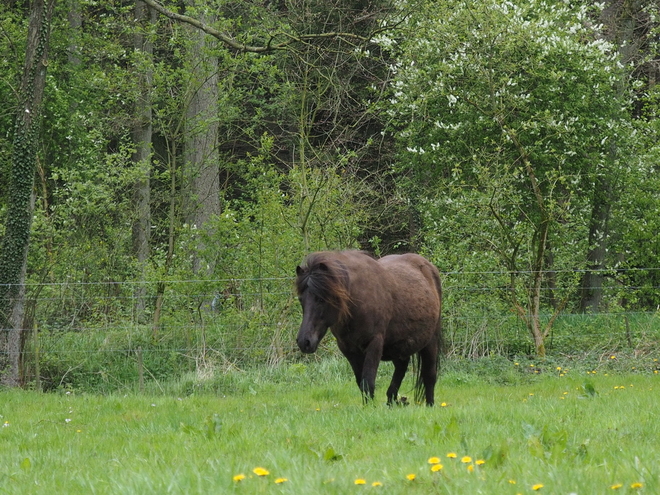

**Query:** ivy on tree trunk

left=0, top=0, right=55, bottom=387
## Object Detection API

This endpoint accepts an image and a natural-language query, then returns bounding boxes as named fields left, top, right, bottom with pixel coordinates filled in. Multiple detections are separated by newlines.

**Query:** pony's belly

left=381, top=339, right=425, bottom=361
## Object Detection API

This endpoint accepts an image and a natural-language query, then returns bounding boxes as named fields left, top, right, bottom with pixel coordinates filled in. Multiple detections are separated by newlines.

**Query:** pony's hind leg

left=418, top=345, right=439, bottom=406
left=386, top=357, right=410, bottom=405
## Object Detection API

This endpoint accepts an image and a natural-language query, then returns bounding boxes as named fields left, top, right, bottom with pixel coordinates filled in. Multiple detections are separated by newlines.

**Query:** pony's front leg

left=340, top=347, right=367, bottom=401
left=359, top=335, right=384, bottom=403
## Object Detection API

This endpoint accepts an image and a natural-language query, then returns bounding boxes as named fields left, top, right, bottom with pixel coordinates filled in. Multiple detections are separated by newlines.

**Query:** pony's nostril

left=297, top=337, right=314, bottom=353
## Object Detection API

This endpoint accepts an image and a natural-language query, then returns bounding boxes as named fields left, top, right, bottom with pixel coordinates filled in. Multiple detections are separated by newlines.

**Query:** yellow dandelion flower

left=428, top=456, right=441, bottom=464
left=354, top=478, right=366, bottom=485
left=233, top=474, right=246, bottom=482
left=508, top=479, right=517, bottom=484
left=532, top=483, right=544, bottom=490
left=475, top=459, right=486, bottom=466
left=406, top=474, right=416, bottom=481
left=631, top=482, right=643, bottom=489
left=610, top=484, right=623, bottom=490
left=253, top=467, right=270, bottom=477
left=440, top=402, right=447, bottom=407
left=431, top=464, right=443, bottom=472
left=447, top=452, right=457, bottom=458
left=461, top=456, right=472, bottom=463
left=275, top=478, right=288, bottom=484
left=372, top=481, right=383, bottom=487
left=467, top=464, right=474, bottom=473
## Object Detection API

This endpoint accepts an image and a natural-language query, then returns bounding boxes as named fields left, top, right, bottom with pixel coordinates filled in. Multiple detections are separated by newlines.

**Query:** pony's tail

left=414, top=268, right=443, bottom=405
left=432, top=267, right=444, bottom=357
left=413, top=353, right=425, bottom=405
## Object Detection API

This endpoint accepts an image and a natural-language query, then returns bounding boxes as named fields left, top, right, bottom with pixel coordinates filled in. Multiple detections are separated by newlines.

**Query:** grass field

left=1, top=358, right=659, bottom=494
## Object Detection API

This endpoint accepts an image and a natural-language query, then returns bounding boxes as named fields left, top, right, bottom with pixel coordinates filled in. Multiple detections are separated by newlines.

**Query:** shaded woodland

left=1, top=0, right=660, bottom=385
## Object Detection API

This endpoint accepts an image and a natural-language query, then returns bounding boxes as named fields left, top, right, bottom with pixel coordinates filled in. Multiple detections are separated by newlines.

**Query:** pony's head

left=295, top=253, right=351, bottom=353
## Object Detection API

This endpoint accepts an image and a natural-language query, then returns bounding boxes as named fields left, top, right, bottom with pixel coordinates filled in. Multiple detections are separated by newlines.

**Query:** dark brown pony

left=295, top=250, right=442, bottom=406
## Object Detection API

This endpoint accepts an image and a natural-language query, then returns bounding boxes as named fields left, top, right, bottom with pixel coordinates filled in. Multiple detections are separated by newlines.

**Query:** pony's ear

left=318, top=262, right=328, bottom=271
left=296, top=265, right=304, bottom=276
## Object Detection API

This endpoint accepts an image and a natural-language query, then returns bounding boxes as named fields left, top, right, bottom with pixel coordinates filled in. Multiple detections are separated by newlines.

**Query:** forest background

left=1, top=0, right=659, bottom=391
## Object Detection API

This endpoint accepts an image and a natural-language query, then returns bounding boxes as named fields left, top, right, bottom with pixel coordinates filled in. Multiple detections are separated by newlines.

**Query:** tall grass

left=27, top=310, right=660, bottom=393
left=2, top=360, right=659, bottom=494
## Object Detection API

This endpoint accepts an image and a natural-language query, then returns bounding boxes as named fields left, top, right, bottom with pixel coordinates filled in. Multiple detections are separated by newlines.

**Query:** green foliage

left=382, top=0, right=637, bottom=353
left=391, top=0, right=627, bottom=265
left=608, top=85, right=660, bottom=309
left=162, top=133, right=363, bottom=272
left=149, top=138, right=364, bottom=356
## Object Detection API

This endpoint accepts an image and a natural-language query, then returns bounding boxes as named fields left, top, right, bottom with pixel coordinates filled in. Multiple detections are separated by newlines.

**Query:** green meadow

left=1, top=358, right=659, bottom=494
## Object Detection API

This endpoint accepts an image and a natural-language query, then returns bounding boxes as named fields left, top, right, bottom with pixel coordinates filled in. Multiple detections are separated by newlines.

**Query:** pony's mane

left=296, top=252, right=351, bottom=321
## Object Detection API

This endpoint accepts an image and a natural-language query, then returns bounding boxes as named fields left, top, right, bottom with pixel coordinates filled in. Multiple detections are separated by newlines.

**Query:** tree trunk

left=67, top=0, right=81, bottom=67
left=132, top=0, right=155, bottom=320
left=152, top=142, right=178, bottom=336
left=579, top=173, right=611, bottom=312
left=580, top=0, right=642, bottom=312
left=183, top=1, right=220, bottom=273
left=529, top=218, right=549, bottom=357
left=502, top=124, right=553, bottom=357
left=0, top=0, right=55, bottom=387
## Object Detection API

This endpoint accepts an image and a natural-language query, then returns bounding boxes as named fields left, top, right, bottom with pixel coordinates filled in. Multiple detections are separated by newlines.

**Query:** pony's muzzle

left=297, top=335, right=318, bottom=354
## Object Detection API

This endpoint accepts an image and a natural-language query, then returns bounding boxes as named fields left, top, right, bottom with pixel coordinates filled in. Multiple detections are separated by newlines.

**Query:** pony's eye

left=314, top=295, right=324, bottom=304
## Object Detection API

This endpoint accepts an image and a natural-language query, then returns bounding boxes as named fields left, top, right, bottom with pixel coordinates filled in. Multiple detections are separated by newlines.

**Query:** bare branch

left=142, top=0, right=372, bottom=53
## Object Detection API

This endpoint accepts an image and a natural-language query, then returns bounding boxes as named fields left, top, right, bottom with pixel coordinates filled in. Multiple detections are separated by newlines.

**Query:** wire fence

left=3, top=268, right=660, bottom=391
